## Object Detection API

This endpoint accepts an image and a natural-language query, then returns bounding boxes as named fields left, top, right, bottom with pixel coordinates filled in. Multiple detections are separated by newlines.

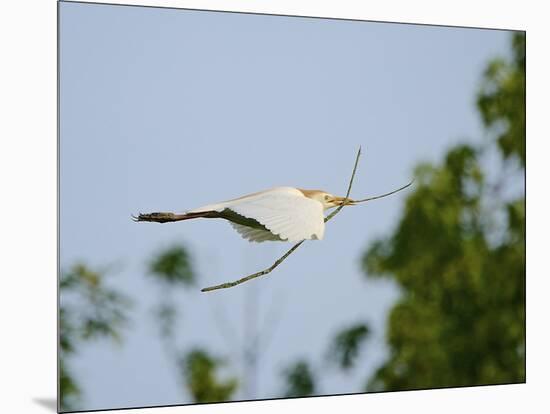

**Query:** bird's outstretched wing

left=220, top=187, right=325, bottom=242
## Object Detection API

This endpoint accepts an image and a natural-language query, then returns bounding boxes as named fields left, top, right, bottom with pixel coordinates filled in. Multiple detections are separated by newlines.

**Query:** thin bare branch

left=353, top=179, right=415, bottom=204
left=201, top=240, right=305, bottom=292
left=201, top=147, right=362, bottom=293
left=324, top=146, right=362, bottom=223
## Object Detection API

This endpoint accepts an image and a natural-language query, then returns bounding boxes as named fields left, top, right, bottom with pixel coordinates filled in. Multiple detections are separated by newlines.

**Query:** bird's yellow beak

left=332, top=196, right=356, bottom=206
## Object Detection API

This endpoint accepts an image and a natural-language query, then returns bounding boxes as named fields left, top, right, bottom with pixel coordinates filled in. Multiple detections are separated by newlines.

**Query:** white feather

left=188, top=187, right=325, bottom=242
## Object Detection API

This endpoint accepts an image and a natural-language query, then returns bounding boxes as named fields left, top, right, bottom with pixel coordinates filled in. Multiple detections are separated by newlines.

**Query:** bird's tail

left=132, top=210, right=219, bottom=223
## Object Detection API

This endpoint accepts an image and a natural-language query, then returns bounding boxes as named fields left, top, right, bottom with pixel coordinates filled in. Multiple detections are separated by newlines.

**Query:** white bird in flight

left=134, top=186, right=356, bottom=243
left=134, top=180, right=413, bottom=244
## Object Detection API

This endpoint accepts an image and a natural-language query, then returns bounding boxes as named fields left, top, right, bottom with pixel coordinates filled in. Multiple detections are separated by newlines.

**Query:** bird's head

left=299, top=189, right=356, bottom=210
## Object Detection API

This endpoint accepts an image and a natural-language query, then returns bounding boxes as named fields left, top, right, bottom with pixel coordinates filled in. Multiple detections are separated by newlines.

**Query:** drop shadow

left=33, top=397, right=57, bottom=412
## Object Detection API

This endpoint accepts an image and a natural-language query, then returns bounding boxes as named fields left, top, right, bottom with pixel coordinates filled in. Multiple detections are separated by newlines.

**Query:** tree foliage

left=362, top=33, right=525, bottom=392
left=149, top=245, right=195, bottom=286
left=477, top=33, right=525, bottom=165
left=329, top=323, right=370, bottom=370
left=282, top=360, right=316, bottom=398
left=149, top=246, right=240, bottom=404
left=181, top=349, right=238, bottom=403
left=60, top=264, right=131, bottom=411
left=148, top=244, right=196, bottom=340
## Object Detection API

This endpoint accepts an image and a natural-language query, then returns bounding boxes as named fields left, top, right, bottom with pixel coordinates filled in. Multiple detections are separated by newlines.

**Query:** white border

left=58, top=0, right=527, bottom=31
left=1, top=1, right=548, bottom=413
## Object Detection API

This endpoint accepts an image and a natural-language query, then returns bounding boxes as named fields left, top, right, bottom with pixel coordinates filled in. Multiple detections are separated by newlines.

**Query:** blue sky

left=59, top=2, right=511, bottom=410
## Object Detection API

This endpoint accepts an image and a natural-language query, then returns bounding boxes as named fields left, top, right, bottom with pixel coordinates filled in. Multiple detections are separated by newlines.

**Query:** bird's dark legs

left=132, top=212, right=190, bottom=223
left=132, top=210, right=220, bottom=223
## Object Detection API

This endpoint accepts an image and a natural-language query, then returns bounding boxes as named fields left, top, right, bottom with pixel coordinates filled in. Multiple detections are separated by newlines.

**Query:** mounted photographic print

left=58, top=1, right=525, bottom=412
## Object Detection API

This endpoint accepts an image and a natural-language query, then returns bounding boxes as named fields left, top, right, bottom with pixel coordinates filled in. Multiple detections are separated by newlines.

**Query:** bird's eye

left=324, top=195, right=330, bottom=200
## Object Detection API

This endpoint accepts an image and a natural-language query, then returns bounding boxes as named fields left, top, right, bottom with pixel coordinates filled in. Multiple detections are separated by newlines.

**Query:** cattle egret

left=133, top=186, right=357, bottom=243
left=133, top=146, right=413, bottom=293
